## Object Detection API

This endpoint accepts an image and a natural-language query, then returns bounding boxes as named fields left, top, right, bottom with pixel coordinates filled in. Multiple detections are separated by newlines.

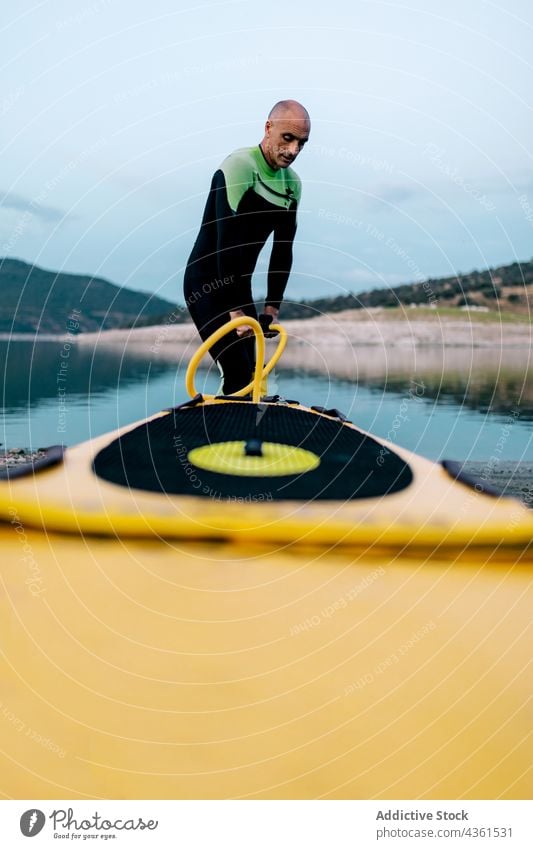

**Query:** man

left=183, top=100, right=310, bottom=394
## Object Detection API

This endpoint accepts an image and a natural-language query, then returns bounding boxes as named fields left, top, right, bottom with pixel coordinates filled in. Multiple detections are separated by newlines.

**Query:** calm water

left=1, top=339, right=532, bottom=462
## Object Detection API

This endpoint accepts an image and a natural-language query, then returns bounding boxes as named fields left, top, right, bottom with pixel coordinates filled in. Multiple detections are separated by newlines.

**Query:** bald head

left=268, top=99, right=310, bottom=123
left=260, top=100, right=311, bottom=170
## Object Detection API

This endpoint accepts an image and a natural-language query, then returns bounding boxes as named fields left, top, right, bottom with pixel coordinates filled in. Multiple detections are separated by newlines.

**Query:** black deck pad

left=93, top=403, right=413, bottom=501
left=441, top=460, right=504, bottom=498
left=0, top=445, right=65, bottom=480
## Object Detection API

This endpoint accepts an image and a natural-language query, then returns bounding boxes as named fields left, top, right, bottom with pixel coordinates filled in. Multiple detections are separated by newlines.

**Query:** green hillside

left=2, top=256, right=532, bottom=335
left=0, top=258, right=176, bottom=334
left=278, top=259, right=533, bottom=320
left=130, top=258, right=533, bottom=328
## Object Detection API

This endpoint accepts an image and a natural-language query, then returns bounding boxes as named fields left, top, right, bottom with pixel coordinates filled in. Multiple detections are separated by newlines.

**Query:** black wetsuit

left=183, top=144, right=301, bottom=394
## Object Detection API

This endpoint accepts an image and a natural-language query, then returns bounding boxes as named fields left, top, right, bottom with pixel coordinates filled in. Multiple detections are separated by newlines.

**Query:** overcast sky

left=1, top=0, right=532, bottom=305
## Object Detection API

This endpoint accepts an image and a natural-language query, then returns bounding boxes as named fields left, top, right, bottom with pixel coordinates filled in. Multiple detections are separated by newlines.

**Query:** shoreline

left=2, top=308, right=532, bottom=350
left=3, top=309, right=531, bottom=390
left=72, top=311, right=533, bottom=385
left=74, top=312, right=533, bottom=351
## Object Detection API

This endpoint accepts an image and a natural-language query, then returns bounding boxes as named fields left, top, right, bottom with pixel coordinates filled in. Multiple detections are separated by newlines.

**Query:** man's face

left=263, top=116, right=310, bottom=169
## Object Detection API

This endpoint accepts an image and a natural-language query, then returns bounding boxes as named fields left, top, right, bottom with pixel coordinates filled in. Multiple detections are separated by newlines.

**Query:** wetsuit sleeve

left=211, top=169, right=252, bottom=312
left=265, top=205, right=297, bottom=310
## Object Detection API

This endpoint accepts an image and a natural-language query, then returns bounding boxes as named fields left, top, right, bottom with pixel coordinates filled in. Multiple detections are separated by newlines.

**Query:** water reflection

left=0, top=340, right=175, bottom=411
left=280, top=343, right=533, bottom=419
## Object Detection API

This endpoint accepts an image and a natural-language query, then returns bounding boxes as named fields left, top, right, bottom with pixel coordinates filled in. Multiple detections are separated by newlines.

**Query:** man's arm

left=265, top=206, right=297, bottom=314
left=211, top=169, right=252, bottom=313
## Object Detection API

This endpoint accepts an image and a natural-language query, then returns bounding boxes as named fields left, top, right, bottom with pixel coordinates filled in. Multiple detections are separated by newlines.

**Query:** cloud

left=364, top=183, right=421, bottom=209
left=337, top=268, right=388, bottom=288
left=337, top=268, right=417, bottom=291
left=0, top=190, right=68, bottom=223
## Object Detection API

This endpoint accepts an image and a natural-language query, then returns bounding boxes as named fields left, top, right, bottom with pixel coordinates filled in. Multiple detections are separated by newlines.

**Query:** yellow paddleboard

left=0, top=318, right=530, bottom=799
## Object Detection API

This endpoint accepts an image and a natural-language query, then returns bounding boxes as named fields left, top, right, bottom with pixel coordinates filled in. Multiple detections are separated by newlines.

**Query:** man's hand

left=260, top=305, right=280, bottom=337
left=258, top=314, right=279, bottom=338
left=229, top=310, right=254, bottom=337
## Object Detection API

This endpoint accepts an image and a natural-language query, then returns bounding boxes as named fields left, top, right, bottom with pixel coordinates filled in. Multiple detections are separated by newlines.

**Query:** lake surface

left=1, top=339, right=532, bottom=462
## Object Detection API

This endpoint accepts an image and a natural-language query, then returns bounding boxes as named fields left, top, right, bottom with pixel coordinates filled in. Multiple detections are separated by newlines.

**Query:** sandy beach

left=72, top=309, right=532, bottom=384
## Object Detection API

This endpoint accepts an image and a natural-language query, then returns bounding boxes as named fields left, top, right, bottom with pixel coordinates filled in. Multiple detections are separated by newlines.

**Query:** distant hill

left=278, top=259, right=533, bottom=320
left=2, top=256, right=531, bottom=335
left=0, top=258, right=177, bottom=334
left=129, top=257, right=533, bottom=327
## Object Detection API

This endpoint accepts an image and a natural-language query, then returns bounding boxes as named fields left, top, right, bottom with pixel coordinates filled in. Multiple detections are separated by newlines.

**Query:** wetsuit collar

left=257, top=143, right=279, bottom=176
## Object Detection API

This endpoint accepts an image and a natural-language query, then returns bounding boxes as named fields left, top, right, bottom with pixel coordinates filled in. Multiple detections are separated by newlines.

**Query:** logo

left=20, top=809, right=46, bottom=837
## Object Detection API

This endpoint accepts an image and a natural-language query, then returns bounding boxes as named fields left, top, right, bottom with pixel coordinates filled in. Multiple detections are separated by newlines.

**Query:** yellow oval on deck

left=188, top=441, right=321, bottom=477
